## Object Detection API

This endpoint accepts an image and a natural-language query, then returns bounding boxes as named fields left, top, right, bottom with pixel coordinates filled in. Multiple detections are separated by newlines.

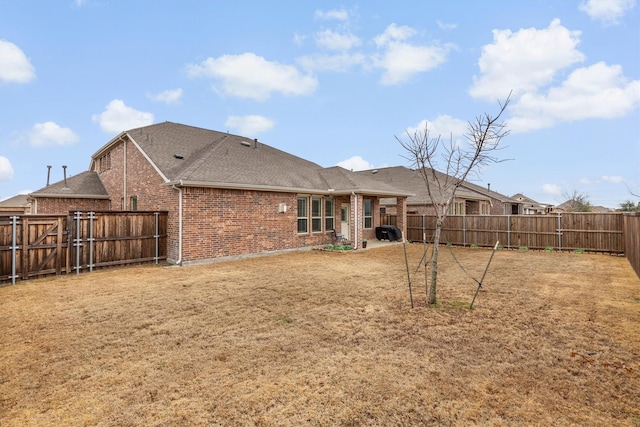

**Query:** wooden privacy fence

left=1, top=211, right=168, bottom=284
left=384, top=213, right=626, bottom=253
left=623, top=213, right=640, bottom=278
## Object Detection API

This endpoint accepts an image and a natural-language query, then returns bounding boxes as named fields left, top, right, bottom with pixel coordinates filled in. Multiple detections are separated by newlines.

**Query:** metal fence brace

left=10, top=216, right=19, bottom=285
left=88, top=212, right=95, bottom=272
left=74, top=211, right=83, bottom=274
left=154, top=212, right=160, bottom=264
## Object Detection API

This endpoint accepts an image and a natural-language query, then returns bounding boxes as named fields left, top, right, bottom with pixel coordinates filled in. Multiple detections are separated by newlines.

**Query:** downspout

left=171, top=180, right=184, bottom=265
left=123, top=138, right=127, bottom=209
left=352, top=191, right=358, bottom=249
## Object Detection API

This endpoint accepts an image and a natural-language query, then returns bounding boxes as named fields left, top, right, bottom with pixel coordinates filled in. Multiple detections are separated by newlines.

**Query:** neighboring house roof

left=0, top=194, right=30, bottom=207
left=458, top=179, right=519, bottom=204
left=512, top=193, right=552, bottom=208
left=30, top=171, right=109, bottom=199
left=0, top=194, right=32, bottom=214
left=92, top=122, right=411, bottom=197
left=356, top=166, right=494, bottom=205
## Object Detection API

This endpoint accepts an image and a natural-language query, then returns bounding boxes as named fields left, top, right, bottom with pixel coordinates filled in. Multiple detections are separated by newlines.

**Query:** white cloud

left=579, top=0, right=636, bottom=24
left=470, top=19, right=584, bottom=100
left=187, top=53, right=318, bottom=101
left=0, top=39, right=36, bottom=83
left=293, top=33, right=307, bottom=46
left=437, top=20, right=457, bottom=30
left=0, top=156, right=14, bottom=181
left=336, top=156, right=374, bottom=171
left=148, top=88, right=183, bottom=104
left=92, top=99, right=154, bottom=134
left=297, top=53, right=366, bottom=73
left=510, top=62, right=640, bottom=132
left=579, top=177, right=591, bottom=185
left=315, top=29, right=362, bottom=51
left=405, top=115, right=468, bottom=143
left=28, top=121, right=79, bottom=147
left=225, top=115, right=275, bottom=136
left=602, top=175, right=625, bottom=183
left=373, top=23, right=416, bottom=47
left=543, top=184, right=562, bottom=196
left=373, top=24, right=452, bottom=85
left=314, top=8, right=349, bottom=21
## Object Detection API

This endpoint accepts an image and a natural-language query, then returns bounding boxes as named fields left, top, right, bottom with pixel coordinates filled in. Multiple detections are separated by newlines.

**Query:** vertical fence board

left=393, top=213, right=627, bottom=254
left=623, top=213, right=640, bottom=279
left=1, top=211, right=168, bottom=284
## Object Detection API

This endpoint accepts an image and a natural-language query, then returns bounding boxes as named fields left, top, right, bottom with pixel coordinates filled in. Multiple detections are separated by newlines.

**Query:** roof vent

left=174, top=154, right=184, bottom=159
left=240, top=141, right=251, bottom=147
left=372, top=169, right=379, bottom=174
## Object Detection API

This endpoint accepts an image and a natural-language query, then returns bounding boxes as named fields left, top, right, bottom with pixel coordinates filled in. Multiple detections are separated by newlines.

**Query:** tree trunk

left=429, top=219, right=442, bottom=304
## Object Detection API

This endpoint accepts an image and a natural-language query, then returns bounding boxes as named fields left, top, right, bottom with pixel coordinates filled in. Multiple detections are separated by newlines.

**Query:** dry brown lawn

left=1, top=244, right=639, bottom=426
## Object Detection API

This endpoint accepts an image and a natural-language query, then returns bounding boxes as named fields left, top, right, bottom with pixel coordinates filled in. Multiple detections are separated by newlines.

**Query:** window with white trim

left=297, top=197, right=308, bottom=233
left=364, top=199, right=373, bottom=229
left=325, top=198, right=334, bottom=231
left=311, top=197, right=322, bottom=232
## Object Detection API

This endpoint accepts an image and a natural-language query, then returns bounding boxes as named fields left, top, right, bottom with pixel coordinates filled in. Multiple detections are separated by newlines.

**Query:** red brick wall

left=33, top=197, right=110, bottom=214
left=180, top=187, right=336, bottom=262
left=95, top=136, right=182, bottom=261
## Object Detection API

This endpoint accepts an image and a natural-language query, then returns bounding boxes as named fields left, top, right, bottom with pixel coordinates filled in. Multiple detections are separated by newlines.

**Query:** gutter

left=171, top=180, right=184, bottom=265
left=352, top=191, right=358, bottom=250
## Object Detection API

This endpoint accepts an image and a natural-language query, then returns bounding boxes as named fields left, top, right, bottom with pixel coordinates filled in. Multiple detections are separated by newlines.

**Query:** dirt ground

left=1, top=244, right=639, bottom=426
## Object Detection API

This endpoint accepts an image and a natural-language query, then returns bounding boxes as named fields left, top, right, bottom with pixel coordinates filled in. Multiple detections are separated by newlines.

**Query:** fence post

left=507, top=215, right=511, bottom=249
left=557, top=213, right=562, bottom=251
left=88, top=212, right=95, bottom=272
left=154, top=211, right=160, bottom=264
left=10, top=216, right=18, bottom=285
left=463, top=215, right=467, bottom=247
left=74, top=211, right=82, bottom=274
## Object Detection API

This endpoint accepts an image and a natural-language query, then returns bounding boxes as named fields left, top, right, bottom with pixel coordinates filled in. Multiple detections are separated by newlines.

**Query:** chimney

left=46, top=165, right=52, bottom=186
left=62, top=165, right=68, bottom=188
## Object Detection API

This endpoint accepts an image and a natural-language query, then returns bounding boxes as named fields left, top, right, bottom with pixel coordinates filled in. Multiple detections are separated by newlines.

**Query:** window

left=325, top=198, right=334, bottom=231
left=297, top=197, right=308, bottom=233
left=311, top=197, right=322, bottom=232
left=130, top=196, right=138, bottom=211
left=298, top=195, right=334, bottom=234
left=364, top=199, right=373, bottom=229
left=99, top=152, right=111, bottom=172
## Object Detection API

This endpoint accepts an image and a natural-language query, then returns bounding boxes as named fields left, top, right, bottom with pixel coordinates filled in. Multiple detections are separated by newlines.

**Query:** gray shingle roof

left=108, top=122, right=410, bottom=196
left=30, top=171, right=109, bottom=198
left=357, top=166, right=488, bottom=205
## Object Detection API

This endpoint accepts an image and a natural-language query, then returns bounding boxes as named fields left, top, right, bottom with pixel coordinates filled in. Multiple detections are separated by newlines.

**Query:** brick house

left=29, top=170, right=111, bottom=214
left=80, top=121, right=410, bottom=264
left=358, top=166, right=522, bottom=216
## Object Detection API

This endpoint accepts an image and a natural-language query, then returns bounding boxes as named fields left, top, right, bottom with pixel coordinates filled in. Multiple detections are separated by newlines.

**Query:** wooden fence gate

left=1, top=211, right=168, bottom=284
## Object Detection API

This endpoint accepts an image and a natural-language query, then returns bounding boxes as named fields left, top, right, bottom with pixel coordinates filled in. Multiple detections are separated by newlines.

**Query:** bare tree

left=560, top=189, right=592, bottom=212
left=396, top=95, right=511, bottom=304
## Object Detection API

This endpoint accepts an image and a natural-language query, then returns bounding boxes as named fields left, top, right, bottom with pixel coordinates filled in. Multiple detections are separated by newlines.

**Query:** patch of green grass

left=544, top=247, right=554, bottom=252
left=519, top=246, right=529, bottom=251
left=432, top=299, right=470, bottom=311
left=324, top=244, right=352, bottom=251
left=280, top=316, right=293, bottom=325
left=573, top=248, right=585, bottom=254
left=470, top=243, right=479, bottom=249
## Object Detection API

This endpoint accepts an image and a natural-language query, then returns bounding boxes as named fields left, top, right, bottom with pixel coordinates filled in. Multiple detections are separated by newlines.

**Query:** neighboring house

left=358, top=166, right=521, bottom=215
left=511, top=193, right=553, bottom=215
left=28, top=170, right=111, bottom=214
left=553, top=200, right=612, bottom=213
left=0, top=194, right=32, bottom=215
left=80, top=121, right=410, bottom=264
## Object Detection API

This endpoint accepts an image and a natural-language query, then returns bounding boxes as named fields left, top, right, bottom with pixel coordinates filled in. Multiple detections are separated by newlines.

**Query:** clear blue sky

left=1, top=0, right=638, bottom=208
